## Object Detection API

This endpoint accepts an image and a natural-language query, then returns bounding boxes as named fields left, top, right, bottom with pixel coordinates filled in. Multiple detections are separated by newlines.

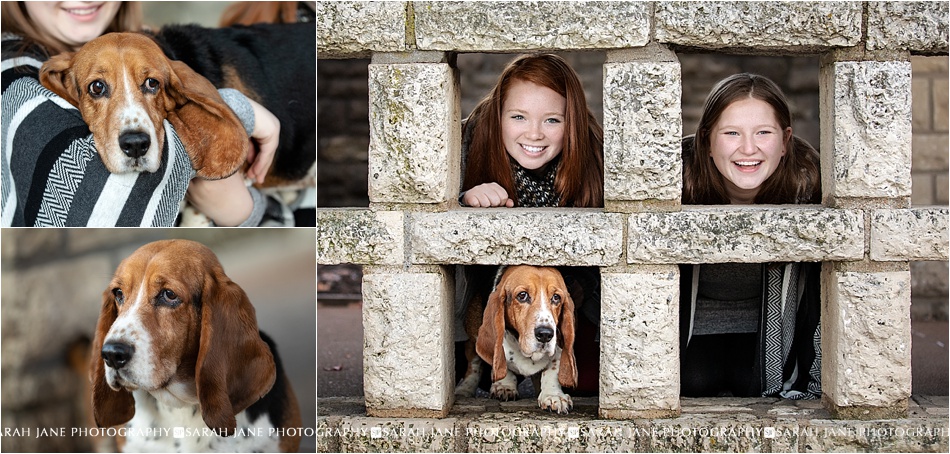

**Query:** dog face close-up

left=499, top=266, right=570, bottom=360
left=91, top=239, right=282, bottom=439
left=40, top=33, right=247, bottom=179
left=42, top=34, right=176, bottom=174
left=98, top=240, right=205, bottom=395
left=476, top=265, right=577, bottom=387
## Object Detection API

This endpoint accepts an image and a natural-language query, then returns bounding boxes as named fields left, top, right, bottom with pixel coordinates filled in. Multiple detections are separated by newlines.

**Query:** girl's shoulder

left=2, top=33, right=47, bottom=60
left=2, top=34, right=47, bottom=84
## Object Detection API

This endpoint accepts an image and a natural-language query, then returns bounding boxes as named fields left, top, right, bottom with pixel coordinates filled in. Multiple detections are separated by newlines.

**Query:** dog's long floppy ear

left=90, top=289, right=135, bottom=428
left=476, top=279, right=508, bottom=383
left=196, top=273, right=276, bottom=436
left=165, top=59, right=247, bottom=180
left=39, top=52, right=81, bottom=106
left=557, top=289, right=578, bottom=389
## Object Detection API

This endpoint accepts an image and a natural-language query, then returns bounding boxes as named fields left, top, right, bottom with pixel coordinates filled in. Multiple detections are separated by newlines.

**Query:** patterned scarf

left=512, top=157, right=561, bottom=207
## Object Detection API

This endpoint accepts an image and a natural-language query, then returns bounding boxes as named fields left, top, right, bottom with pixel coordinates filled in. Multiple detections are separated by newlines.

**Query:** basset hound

left=456, top=265, right=577, bottom=414
left=92, top=239, right=301, bottom=452
left=39, top=23, right=315, bottom=186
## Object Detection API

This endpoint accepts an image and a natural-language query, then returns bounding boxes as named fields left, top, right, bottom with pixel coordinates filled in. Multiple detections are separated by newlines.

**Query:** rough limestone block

left=649, top=413, right=766, bottom=452
left=871, top=208, right=950, bottom=261
left=317, top=209, right=404, bottom=265
left=867, top=2, right=950, bottom=53
left=465, top=417, right=642, bottom=452
left=408, top=209, right=623, bottom=266
left=600, top=267, right=680, bottom=419
left=822, top=268, right=911, bottom=418
left=655, top=1, right=861, bottom=51
left=820, top=61, right=913, bottom=200
left=628, top=207, right=864, bottom=264
left=362, top=268, right=453, bottom=417
left=316, top=1, right=406, bottom=57
left=603, top=61, right=682, bottom=203
left=802, top=419, right=949, bottom=452
left=337, top=417, right=458, bottom=452
left=368, top=63, right=459, bottom=204
left=414, top=1, right=650, bottom=51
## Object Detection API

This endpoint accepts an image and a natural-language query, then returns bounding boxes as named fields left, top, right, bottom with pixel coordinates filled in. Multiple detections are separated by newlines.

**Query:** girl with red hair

left=460, top=53, right=604, bottom=208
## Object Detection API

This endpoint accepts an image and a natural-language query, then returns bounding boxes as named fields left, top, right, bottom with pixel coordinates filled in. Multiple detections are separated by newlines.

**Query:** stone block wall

left=317, top=1, right=949, bottom=421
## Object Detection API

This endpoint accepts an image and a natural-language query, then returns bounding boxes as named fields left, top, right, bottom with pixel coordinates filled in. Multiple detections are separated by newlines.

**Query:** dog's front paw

left=538, top=390, right=573, bottom=414
left=489, top=380, right=519, bottom=401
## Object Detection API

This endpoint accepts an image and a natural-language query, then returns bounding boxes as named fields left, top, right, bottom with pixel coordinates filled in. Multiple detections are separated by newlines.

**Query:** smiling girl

left=683, top=72, right=820, bottom=205
left=680, top=73, right=822, bottom=399
left=460, top=53, right=603, bottom=208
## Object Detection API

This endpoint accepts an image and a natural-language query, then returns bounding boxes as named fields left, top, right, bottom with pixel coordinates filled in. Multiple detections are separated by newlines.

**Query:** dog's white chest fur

left=502, top=331, right=560, bottom=377
left=122, top=390, right=278, bottom=453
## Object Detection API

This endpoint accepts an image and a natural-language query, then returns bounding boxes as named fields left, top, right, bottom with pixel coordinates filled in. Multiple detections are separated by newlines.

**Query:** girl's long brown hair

left=463, top=54, right=604, bottom=208
left=1, top=2, right=143, bottom=57
left=683, top=73, right=820, bottom=205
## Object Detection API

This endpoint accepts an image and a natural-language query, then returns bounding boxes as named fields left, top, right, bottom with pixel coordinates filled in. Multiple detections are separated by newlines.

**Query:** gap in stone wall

left=317, top=59, right=371, bottom=208
left=449, top=264, right=604, bottom=398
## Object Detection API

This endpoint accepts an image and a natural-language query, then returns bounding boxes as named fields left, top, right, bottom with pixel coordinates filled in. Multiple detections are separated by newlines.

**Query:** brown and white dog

left=39, top=24, right=315, bottom=184
left=92, top=239, right=301, bottom=452
left=456, top=265, right=577, bottom=414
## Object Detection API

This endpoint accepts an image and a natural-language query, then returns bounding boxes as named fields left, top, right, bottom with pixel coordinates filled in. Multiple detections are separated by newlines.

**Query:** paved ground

left=318, top=301, right=948, bottom=398
left=317, top=303, right=364, bottom=397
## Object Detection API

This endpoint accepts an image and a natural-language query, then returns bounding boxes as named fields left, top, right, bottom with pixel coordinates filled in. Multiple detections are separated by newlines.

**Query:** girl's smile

left=24, top=2, right=121, bottom=50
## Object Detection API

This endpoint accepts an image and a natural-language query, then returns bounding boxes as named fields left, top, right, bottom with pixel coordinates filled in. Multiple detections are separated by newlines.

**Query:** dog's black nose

left=535, top=326, right=554, bottom=344
left=102, top=342, right=134, bottom=369
left=119, top=132, right=150, bottom=158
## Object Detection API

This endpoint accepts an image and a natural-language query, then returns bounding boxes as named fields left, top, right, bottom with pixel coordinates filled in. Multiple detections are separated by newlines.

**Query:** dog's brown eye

left=158, top=289, right=180, bottom=307
left=142, top=78, right=160, bottom=93
left=551, top=294, right=561, bottom=305
left=516, top=291, right=530, bottom=303
left=112, top=288, right=124, bottom=305
left=88, top=80, right=107, bottom=98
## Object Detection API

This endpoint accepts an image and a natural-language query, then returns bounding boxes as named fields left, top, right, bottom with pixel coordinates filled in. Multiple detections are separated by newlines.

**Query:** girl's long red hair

left=463, top=54, right=604, bottom=208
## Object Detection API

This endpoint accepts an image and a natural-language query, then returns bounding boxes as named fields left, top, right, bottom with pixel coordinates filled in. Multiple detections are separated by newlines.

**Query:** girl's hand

left=463, top=182, right=514, bottom=207
left=245, top=99, right=280, bottom=184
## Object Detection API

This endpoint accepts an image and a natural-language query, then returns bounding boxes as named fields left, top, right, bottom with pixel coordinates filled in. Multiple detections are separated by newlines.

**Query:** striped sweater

left=1, top=34, right=250, bottom=227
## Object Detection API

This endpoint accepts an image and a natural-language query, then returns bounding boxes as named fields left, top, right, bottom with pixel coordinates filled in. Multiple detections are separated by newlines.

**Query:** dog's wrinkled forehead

left=78, top=32, right=164, bottom=57
left=496, top=265, right=567, bottom=298
left=114, top=240, right=224, bottom=282
left=73, top=33, right=170, bottom=80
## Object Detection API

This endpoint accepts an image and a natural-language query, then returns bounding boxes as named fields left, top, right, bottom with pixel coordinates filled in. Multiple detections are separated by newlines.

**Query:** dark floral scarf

left=512, top=157, right=560, bottom=207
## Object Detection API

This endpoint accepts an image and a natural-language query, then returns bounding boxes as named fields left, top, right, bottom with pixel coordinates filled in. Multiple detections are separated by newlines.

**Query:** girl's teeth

left=67, top=7, right=98, bottom=15
left=523, top=145, right=543, bottom=153
left=735, top=161, right=760, bottom=166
